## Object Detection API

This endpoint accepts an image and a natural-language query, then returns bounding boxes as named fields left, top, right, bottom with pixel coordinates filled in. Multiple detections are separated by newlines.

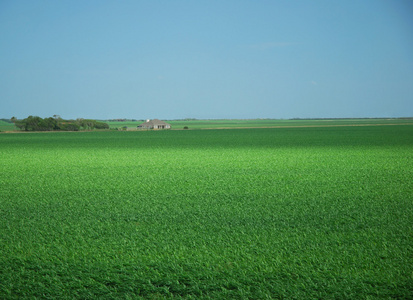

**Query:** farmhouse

left=138, top=119, right=171, bottom=129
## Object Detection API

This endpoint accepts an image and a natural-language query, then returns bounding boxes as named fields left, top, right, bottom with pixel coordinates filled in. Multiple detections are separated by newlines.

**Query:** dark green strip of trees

left=11, top=116, right=109, bottom=131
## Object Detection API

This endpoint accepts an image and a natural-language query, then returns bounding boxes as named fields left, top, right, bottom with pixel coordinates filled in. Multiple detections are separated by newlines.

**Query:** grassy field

left=1, top=125, right=412, bottom=298
left=0, top=120, right=16, bottom=131
left=108, top=118, right=413, bottom=130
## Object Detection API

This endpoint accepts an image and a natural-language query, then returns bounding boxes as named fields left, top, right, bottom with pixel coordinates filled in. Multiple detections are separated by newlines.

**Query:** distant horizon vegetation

left=2, top=116, right=413, bottom=122
left=1, top=115, right=413, bottom=132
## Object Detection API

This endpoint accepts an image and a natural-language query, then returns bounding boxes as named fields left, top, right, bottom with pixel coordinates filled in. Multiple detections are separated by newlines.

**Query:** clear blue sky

left=1, top=0, right=412, bottom=120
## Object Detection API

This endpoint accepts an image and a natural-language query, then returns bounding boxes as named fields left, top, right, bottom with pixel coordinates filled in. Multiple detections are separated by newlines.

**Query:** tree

left=60, top=122, right=80, bottom=131
left=85, top=119, right=96, bottom=130
left=76, top=118, right=86, bottom=129
left=23, top=116, right=42, bottom=131
left=14, top=115, right=108, bottom=131
left=95, top=121, right=109, bottom=129
left=39, top=117, right=58, bottom=131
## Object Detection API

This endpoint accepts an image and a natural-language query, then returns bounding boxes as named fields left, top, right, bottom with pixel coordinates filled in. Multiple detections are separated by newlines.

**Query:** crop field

left=0, top=120, right=16, bottom=132
left=107, top=118, right=413, bottom=130
left=168, top=118, right=413, bottom=130
left=1, top=125, right=412, bottom=298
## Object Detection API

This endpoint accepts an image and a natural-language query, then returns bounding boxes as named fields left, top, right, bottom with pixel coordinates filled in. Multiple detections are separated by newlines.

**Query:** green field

left=0, top=120, right=16, bottom=131
left=108, top=118, right=413, bottom=130
left=1, top=125, right=412, bottom=298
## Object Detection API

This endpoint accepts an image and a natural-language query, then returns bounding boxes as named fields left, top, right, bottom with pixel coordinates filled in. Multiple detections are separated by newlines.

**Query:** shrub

left=95, top=121, right=109, bottom=129
left=60, top=123, right=80, bottom=131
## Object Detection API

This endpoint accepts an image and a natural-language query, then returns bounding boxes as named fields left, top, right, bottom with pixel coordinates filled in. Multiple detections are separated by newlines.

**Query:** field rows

left=108, top=118, right=413, bottom=130
left=1, top=126, right=412, bottom=298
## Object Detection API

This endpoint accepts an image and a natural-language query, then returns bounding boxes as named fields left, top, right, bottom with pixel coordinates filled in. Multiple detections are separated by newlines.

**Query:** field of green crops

left=108, top=118, right=413, bottom=130
left=168, top=118, right=413, bottom=129
left=1, top=125, right=412, bottom=298
left=0, top=120, right=16, bottom=131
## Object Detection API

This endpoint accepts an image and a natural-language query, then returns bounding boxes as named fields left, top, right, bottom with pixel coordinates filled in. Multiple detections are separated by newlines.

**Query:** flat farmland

left=107, top=118, right=413, bottom=130
left=0, top=120, right=16, bottom=132
left=168, top=118, right=413, bottom=129
left=1, top=125, right=412, bottom=298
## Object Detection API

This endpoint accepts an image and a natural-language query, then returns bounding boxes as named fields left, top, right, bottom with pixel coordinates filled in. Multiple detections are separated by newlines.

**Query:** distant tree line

left=107, top=118, right=139, bottom=122
left=11, top=116, right=109, bottom=131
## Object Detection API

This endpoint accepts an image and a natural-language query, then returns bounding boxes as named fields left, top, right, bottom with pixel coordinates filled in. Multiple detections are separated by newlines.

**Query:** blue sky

left=1, top=0, right=412, bottom=120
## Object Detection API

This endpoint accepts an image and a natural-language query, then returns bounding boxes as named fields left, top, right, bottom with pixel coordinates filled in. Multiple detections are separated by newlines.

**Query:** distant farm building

left=138, top=119, right=171, bottom=130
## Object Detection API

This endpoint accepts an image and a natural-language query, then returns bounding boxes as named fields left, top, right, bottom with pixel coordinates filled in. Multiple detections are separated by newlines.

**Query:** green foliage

left=0, top=126, right=412, bottom=298
left=39, top=117, right=59, bottom=131
left=75, top=119, right=109, bottom=130
left=59, top=122, right=80, bottom=131
left=94, top=121, right=109, bottom=129
left=11, top=116, right=109, bottom=131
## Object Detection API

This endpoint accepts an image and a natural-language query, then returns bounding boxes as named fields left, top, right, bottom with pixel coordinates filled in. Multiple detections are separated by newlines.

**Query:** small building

left=138, top=119, right=171, bottom=130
